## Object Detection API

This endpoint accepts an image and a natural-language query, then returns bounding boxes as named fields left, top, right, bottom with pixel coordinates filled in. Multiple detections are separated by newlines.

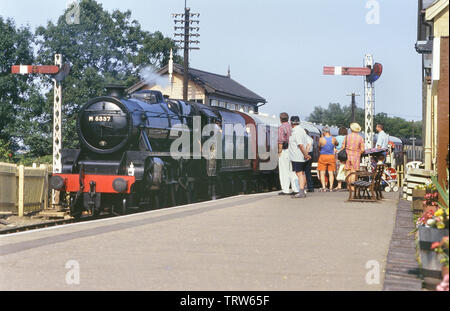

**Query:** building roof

left=425, top=0, right=449, bottom=21
left=128, top=63, right=266, bottom=104
left=423, top=0, right=439, bottom=10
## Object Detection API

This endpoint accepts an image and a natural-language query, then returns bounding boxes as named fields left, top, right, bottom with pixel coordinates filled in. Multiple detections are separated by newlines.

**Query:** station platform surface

left=0, top=191, right=398, bottom=291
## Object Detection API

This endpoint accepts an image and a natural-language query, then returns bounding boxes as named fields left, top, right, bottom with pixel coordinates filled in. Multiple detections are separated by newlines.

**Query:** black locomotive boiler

left=50, top=86, right=280, bottom=218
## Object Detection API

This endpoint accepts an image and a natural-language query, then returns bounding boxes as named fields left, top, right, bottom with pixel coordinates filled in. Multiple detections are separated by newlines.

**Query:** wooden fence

left=0, top=162, right=50, bottom=216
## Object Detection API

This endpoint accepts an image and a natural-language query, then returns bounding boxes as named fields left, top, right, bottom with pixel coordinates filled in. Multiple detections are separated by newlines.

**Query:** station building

left=415, top=0, right=449, bottom=178
left=127, top=61, right=266, bottom=114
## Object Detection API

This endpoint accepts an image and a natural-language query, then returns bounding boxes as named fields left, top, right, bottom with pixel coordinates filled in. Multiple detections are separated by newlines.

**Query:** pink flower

left=436, top=274, right=449, bottom=291
left=431, top=242, right=441, bottom=250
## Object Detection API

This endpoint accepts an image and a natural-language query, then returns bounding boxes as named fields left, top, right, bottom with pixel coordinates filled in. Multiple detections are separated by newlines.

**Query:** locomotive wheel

left=122, top=198, right=127, bottom=215
left=209, top=179, right=217, bottom=200
left=155, top=187, right=168, bottom=210
left=169, top=184, right=177, bottom=207
left=70, top=196, right=83, bottom=220
left=241, top=178, right=248, bottom=194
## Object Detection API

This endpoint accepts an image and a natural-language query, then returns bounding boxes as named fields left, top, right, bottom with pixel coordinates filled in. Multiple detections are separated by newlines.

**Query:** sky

left=0, top=0, right=423, bottom=121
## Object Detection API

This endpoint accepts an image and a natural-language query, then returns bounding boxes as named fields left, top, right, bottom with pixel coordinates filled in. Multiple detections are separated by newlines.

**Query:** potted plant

left=432, top=236, right=449, bottom=291
left=432, top=236, right=449, bottom=276
left=413, top=182, right=435, bottom=214
left=417, top=169, right=449, bottom=279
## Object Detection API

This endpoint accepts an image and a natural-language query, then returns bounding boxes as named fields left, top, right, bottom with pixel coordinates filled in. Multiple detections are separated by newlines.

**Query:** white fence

left=0, top=162, right=50, bottom=216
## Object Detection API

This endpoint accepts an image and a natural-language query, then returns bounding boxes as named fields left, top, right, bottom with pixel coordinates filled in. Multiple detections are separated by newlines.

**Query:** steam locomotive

left=49, top=86, right=402, bottom=218
left=49, top=86, right=284, bottom=218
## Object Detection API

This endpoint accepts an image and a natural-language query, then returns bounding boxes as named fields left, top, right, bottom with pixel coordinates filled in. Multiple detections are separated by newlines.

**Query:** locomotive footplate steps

left=0, top=191, right=398, bottom=291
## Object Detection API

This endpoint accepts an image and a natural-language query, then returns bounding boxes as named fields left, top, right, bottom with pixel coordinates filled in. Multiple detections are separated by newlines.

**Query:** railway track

left=0, top=214, right=117, bottom=235
left=0, top=186, right=279, bottom=236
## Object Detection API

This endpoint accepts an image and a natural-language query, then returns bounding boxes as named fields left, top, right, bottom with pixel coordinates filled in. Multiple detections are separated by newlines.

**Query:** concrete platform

left=0, top=191, right=398, bottom=291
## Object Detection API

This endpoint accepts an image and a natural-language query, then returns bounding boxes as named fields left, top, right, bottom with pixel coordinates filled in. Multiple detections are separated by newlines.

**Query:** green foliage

left=0, top=139, right=13, bottom=162
left=15, top=154, right=53, bottom=167
left=307, top=103, right=365, bottom=128
left=307, top=103, right=422, bottom=139
left=26, top=0, right=180, bottom=153
left=431, top=169, right=449, bottom=210
left=0, top=16, right=36, bottom=153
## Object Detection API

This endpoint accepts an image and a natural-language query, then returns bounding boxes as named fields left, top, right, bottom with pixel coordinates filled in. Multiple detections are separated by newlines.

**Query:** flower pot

left=412, top=189, right=426, bottom=213
left=418, top=226, right=449, bottom=278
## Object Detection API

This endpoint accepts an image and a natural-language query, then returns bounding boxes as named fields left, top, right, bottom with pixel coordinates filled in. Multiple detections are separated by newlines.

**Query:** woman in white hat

left=344, top=123, right=365, bottom=184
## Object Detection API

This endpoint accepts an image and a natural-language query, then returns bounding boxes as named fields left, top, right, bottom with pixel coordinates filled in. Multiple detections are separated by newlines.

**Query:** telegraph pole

left=172, top=2, right=200, bottom=101
left=347, top=93, right=360, bottom=123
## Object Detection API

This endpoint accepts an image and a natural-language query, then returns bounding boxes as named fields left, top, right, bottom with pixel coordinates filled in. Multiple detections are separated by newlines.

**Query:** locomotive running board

left=145, top=152, right=191, bottom=158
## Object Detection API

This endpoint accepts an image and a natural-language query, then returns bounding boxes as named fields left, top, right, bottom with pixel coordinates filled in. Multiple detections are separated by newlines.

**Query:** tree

left=31, top=0, right=180, bottom=153
left=0, top=16, right=37, bottom=154
left=307, top=103, right=365, bottom=128
left=307, top=103, right=422, bottom=139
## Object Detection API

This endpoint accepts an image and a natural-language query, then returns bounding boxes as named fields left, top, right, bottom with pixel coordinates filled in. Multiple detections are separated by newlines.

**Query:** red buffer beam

left=323, top=66, right=371, bottom=76
left=11, top=65, right=60, bottom=75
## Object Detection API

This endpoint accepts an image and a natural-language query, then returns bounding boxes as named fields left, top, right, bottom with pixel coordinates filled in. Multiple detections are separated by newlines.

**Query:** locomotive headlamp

left=112, top=178, right=128, bottom=193
left=49, top=175, right=65, bottom=191
left=99, top=141, right=107, bottom=147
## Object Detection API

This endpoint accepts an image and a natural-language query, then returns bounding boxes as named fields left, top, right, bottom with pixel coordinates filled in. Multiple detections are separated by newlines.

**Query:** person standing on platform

left=375, top=124, right=389, bottom=150
left=288, top=116, right=311, bottom=199
left=278, top=112, right=299, bottom=195
left=376, top=124, right=389, bottom=161
left=345, top=123, right=366, bottom=187
left=317, top=126, right=337, bottom=192
left=335, top=127, right=348, bottom=191
left=304, top=129, right=315, bottom=193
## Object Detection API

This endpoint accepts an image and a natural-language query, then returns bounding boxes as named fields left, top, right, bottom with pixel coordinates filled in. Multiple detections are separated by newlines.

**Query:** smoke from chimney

left=140, top=66, right=169, bottom=88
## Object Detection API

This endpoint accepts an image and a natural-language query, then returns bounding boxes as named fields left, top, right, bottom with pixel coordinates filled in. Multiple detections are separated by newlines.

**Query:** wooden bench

left=346, top=164, right=386, bottom=202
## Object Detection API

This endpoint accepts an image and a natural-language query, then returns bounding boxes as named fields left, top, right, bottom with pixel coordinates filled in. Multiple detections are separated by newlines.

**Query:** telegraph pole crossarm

left=172, top=2, right=200, bottom=101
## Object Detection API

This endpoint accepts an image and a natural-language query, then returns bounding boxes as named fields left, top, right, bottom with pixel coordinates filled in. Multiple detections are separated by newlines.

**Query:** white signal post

left=364, top=54, right=375, bottom=150
left=11, top=54, right=66, bottom=208
left=52, top=54, right=63, bottom=206
left=53, top=54, right=63, bottom=174
left=323, top=53, right=380, bottom=150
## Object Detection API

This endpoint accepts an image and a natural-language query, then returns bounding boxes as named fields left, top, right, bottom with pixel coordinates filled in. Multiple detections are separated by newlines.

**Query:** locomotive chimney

left=105, top=84, right=126, bottom=98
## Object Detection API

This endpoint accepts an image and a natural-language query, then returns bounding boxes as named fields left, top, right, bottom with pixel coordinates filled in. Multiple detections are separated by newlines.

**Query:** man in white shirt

left=288, top=116, right=311, bottom=198
left=277, top=112, right=299, bottom=195
left=304, top=129, right=315, bottom=193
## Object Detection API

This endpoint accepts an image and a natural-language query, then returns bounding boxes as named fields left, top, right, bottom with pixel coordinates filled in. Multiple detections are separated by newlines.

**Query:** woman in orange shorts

left=318, top=126, right=337, bottom=192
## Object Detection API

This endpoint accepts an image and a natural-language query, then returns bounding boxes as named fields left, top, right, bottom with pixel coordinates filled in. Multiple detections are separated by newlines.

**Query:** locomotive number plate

left=89, top=115, right=113, bottom=122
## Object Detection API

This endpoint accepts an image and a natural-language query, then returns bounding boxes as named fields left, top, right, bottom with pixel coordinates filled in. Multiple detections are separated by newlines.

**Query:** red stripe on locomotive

left=54, top=174, right=135, bottom=193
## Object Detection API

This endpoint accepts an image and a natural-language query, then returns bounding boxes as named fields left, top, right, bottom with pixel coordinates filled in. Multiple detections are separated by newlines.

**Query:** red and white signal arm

left=323, top=66, right=371, bottom=76
left=11, top=64, right=71, bottom=82
left=11, top=65, right=60, bottom=75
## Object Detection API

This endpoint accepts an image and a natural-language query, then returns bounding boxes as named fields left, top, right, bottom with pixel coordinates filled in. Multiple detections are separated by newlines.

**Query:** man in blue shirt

left=376, top=124, right=389, bottom=149
left=376, top=124, right=389, bottom=162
